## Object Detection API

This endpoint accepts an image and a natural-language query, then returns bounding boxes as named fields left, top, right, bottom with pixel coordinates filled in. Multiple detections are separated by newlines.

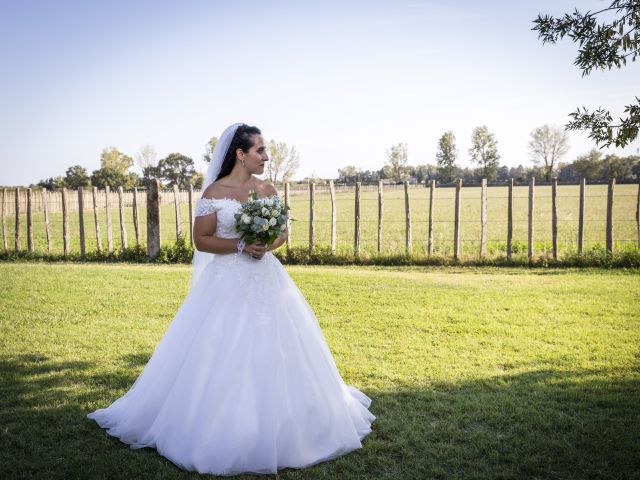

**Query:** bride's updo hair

left=215, top=124, right=262, bottom=181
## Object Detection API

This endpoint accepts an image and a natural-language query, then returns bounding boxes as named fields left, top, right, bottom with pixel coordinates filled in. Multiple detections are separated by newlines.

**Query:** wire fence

left=1, top=178, right=639, bottom=259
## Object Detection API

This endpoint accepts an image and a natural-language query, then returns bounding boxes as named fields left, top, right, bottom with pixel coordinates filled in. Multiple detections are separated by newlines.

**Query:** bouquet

left=234, top=191, right=290, bottom=246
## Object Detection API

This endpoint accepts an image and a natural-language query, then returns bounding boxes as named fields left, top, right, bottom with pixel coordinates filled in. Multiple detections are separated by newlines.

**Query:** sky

left=1, top=0, right=639, bottom=186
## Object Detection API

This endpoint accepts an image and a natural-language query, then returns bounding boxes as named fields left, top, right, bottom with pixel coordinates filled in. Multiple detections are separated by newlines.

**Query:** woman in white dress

left=87, top=122, right=376, bottom=476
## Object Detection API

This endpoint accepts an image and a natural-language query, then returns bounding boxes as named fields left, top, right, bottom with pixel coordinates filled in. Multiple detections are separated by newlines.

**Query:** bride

left=86, top=122, right=376, bottom=476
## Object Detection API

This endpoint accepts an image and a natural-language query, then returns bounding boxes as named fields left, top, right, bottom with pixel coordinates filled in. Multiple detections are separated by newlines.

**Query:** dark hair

left=215, top=124, right=262, bottom=181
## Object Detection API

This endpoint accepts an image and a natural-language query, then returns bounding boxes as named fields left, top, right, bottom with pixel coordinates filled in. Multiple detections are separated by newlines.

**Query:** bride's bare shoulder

left=255, top=178, right=278, bottom=197
left=201, top=181, right=227, bottom=200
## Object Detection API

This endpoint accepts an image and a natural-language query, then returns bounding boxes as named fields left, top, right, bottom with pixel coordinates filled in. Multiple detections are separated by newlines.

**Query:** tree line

left=32, top=136, right=300, bottom=191
left=337, top=124, right=640, bottom=185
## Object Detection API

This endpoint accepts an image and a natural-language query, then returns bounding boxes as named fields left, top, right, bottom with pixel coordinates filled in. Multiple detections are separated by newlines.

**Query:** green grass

left=0, top=262, right=639, bottom=479
left=3, top=184, right=639, bottom=259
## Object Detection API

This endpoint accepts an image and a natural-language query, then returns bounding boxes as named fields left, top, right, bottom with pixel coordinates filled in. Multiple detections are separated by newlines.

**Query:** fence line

left=1, top=178, right=640, bottom=260
left=2, top=184, right=638, bottom=216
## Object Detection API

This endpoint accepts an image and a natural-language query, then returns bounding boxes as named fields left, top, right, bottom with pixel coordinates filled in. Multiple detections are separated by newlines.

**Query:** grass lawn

left=0, top=262, right=638, bottom=479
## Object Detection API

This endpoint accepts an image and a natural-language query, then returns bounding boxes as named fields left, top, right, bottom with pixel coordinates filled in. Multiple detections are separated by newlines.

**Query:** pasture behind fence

left=1, top=178, right=639, bottom=260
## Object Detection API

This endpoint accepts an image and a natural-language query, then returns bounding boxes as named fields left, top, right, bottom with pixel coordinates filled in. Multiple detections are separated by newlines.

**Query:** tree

left=264, top=140, right=300, bottom=184
left=414, top=164, right=433, bottom=183
left=135, top=144, right=158, bottom=172
left=360, top=169, right=382, bottom=184
left=337, top=165, right=361, bottom=183
left=508, top=165, right=529, bottom=183
left=90, top=168, right=138, bottom=189
left=468, top=126, right=500, bottom=181
left=572, top=149, right=605, bottom=180
left=435, top=131, right=458, bottom=183
left=63, top=165, right=91, bottom=188
left=604, top=154, right=633, bottom=179
left=91, top=146, right=137, bottom=189
left=158, top=153, right=197, bottom=189
left=632, top=154, right=640, bottom=178
left=141, top=165, right=163, bottom=188
left=99, top=147, right=134, bottom=174
left=37, top=176, right=66, bottom=191
left=533, top=1, right=640, bottom=147
left=203, top=136, right=218, bottom=163
left=528, top=124, right=570, bottom=181
left=385, top=143, right=409, bottom=183
left=496, top=165, right=511, bottom=183
left=557, top=161, right=579, bottom=182
left=192, top=172, right=205, bottom=189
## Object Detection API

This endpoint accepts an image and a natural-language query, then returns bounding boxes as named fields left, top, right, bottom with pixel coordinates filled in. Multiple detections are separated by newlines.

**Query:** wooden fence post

left=354, top=181, right=361, bottom=257
left=578, top=178, right=585, bottom=254
left=404, top=181, right=412, bottom=255
left=1, top=189, right=6, bottom=252
left=61, top=187, right=69, bottom=256
left=507, top=179, right=513, bottom=260
left=173, top=184, right=181, bottom=241
left=329, top=180, right=336, bottom=254
left=27, top=188, right=33, bottom=252
left=480, top=178, right=487, bottom=258
left=147, top=178, right=161, bottom=259
left=428, top=180, right=434, bottom=256
left=453, top=179, right=461, bottom=260
left=117, top=186, right=128, bottom=251
left=606, top=177, right=615, bottom=253
left=43, top=190, right=52, bottom=253
left=133, top=187, right=141, bottom=247
left=284, top=182, right=291, bottom=251
left=377, top=180, right=383, bottom=255
left=92, top=187, right=102, bottom=253
left=309, top=181, right=315, bottom=253
left=552, top=177, right=558, bottom=260
left=14, top=188, right=21, bottom=251
left=78, top=187, right=85, bottom=258
left=105, top=186, right=113, bottom=253
left=528, top=177, right=535, bottom=260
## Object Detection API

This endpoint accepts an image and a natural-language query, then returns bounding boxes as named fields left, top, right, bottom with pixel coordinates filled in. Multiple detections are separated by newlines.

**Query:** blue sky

left=1, top=0, right=639, bottom=186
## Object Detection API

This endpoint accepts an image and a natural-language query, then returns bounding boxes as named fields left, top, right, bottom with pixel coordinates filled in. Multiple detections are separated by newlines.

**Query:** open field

left=0, top=262, right=638, bottom=479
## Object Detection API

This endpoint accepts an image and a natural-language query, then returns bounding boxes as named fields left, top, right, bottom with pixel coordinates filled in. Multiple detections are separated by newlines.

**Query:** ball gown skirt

left=87, top=197, right=376, bottom=476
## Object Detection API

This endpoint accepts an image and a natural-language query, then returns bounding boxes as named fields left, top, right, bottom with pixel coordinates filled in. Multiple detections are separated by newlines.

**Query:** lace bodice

left=195, top=197, right=242, bottom=239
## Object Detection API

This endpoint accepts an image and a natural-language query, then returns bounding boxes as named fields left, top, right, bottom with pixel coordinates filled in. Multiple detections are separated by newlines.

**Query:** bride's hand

left=244, top=240, right=267, bottom=260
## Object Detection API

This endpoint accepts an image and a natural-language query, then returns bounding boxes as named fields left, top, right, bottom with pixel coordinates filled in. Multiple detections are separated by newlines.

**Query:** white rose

left=269, top=217, right=277, bottom=226
left=261, top=207, right=269, bottom=216
left=265, top=197, right=274, bottom=207
left=242, top=214, right=252, bottom=224
left=262, top=222, right=269, bottom=231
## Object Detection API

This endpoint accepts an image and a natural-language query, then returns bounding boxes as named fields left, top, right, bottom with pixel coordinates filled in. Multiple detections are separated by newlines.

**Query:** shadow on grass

left=0, top=353, right=638, bottom=479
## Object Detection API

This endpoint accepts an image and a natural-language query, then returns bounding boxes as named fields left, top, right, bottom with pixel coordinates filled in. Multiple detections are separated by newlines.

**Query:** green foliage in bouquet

left=234, top=191, right=290, bottom=245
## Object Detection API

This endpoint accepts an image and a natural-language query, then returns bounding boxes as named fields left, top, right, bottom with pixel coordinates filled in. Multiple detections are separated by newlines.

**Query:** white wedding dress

left=87, top=196, right=376, bottom=476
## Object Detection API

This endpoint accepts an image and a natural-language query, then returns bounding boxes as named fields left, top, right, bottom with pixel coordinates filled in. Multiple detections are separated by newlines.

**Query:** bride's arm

left=193, top=213, right=243, bottom=254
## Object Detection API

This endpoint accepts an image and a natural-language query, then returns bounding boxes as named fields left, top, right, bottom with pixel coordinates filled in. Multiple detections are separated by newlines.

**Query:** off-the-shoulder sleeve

left=195, top=198, right=219, bottom=217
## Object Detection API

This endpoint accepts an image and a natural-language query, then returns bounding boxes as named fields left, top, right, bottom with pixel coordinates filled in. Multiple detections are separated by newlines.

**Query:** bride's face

left=238, top=134, right=268, bottom=175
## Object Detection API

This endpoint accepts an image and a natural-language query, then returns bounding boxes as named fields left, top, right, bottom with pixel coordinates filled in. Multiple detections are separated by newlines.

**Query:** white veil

left=191, top=122, right=243, bottom=288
